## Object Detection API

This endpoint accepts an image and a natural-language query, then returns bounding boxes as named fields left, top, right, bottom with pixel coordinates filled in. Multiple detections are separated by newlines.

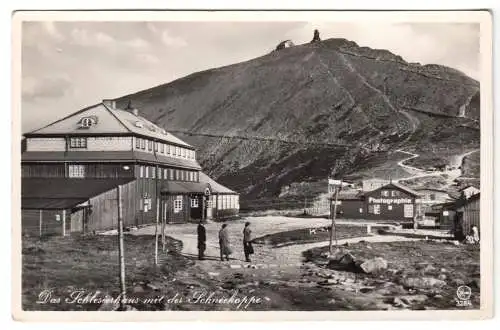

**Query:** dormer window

left=69, top=137, right=87, bottom=149
left=77, top=116, right=98, bottom=129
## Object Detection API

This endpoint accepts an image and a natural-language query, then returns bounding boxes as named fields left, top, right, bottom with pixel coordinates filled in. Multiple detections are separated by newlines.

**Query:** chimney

left=125, top=100, right=139, bottom=116
left=102, top=99, right=116, bottom=109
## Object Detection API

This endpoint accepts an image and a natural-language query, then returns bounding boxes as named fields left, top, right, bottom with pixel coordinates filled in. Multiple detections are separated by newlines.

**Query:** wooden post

left=62, top=210, right=66, bottom=237
left=39, top=210, right=43, bottom=238
left=202, top=196, right=205, bottom=223
left=154, top=197, right=160, bottom=266
left=117, top=185, right=126, bottom=310
left=329, top=187, right=339, bottom=254
left=161, top=203, right=166, bottom=251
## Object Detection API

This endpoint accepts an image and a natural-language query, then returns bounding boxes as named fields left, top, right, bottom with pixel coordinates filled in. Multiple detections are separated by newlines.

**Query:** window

left=191, top=198, right=199, bottom=208
left=381, top=190, right=389, bottom=197
left=430, top=194, right=436, bottom=201
left=140, top=166, right=144, bottom=178
left=68, top=164, right=85, bottom=178
left=151, top=166, right=156, bottom=179
left=359, top=208, right=363, bottom=213
left=69, top=137, right=87, bottom=148
left=169, top=169, right=174, bottom=180
left=148, top=140, right=153, bottom=151
left=135, top=137, right=141, bottom=149
left=160, top=143, right=165, bottom=154
left=182, top=148, right=186, bottom=158
left=174, top=195, right=183, bottom=213
left=374, top=204, right=381, bottom=214
left=166, top=145, right=171, bottom=155
left=164, top=168, right=168, bottom=179
left=140, top=139, right=146, bottom=149
left=175, top=147, right=179, bottom=156
left=155, top=142, right=159, bottom=152
left=189, top=171, right=194, bottom=181
left=176, top=170, right=180, bottom=181
left=388, top=205, right=393, bottom=210
left=391, top=190, right=400, bottom=197
left=145, top=166, right=149, bottom=178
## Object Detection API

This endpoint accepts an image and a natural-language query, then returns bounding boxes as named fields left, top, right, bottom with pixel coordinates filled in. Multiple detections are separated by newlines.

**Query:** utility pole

left=117, top=185, right=126, bottom=310
left=39, top=210, right=43, bottom=238
left=154, top=164, right=160, bottom=265
left=329, top=185, right=340, bottom=254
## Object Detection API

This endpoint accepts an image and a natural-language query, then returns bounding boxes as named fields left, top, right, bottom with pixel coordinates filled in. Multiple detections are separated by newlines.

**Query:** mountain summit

left=115, top=36, right=480, bottom=201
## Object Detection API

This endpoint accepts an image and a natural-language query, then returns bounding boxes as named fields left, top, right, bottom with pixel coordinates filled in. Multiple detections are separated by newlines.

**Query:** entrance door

left=404, top=204, right=414, bottom=218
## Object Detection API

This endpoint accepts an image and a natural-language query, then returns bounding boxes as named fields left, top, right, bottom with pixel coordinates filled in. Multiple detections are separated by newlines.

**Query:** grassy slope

left=252, top=225, right=368, bottom=247
left=22, top=235, right=191, bottom=311
left=115, top=38, right=480, bottom=200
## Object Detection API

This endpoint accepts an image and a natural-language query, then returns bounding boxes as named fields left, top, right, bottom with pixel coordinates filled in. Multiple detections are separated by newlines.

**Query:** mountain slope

left=115, top=38, right=480, bottom=201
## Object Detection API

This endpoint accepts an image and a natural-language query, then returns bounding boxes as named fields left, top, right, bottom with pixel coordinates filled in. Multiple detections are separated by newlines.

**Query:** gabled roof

left=199, top=172, right=238, bottom=194
left=25, top=102, right=192, bottom=148
left=22, top=178, right=134, bottom=209
left=459, top=185, right=480, bottom=192
left=335, top=190, right=364, bottom=200
left=363, top=182, right=421, bottom=197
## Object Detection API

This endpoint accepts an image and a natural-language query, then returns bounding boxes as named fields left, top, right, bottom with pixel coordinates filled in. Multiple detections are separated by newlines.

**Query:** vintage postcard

left=11, top=10, right=493, bottom=321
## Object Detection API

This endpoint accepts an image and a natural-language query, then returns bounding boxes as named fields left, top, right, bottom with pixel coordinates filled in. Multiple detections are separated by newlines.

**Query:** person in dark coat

left=197, top=221, right=206, bottom=260
left=218, top=223, right=232, bottom=261
left=243, top=222, right=254, bottom=262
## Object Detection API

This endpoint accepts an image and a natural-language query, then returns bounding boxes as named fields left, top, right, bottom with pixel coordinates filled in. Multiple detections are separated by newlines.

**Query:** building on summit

left=21, top=100, right=239, bottom=236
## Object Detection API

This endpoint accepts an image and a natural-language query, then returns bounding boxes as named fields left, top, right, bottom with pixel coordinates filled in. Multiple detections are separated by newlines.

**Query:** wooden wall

left=462, top=197, right=480, bottom=235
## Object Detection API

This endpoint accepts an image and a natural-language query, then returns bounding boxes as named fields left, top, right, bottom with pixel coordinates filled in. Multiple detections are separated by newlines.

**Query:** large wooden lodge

left=21, top=100, right=239, bottom=236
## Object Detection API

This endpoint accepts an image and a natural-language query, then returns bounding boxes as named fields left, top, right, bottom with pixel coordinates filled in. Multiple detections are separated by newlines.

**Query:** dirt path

left=132, top=217, right=417, bottom=269
left=394, top=148, right=479, bottom=183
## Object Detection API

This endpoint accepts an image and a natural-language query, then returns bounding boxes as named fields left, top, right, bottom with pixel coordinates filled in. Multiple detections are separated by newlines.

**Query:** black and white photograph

left=11, top=10, right=493, bottom=320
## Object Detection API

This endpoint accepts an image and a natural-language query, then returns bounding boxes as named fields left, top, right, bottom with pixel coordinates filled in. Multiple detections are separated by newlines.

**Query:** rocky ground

left=22, top=216, right=481, bottom=311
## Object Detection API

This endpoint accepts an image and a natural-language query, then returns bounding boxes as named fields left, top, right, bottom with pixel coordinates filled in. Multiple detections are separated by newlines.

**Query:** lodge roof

left=21, top=151, right=202, bottom=170
left=21, top=178, right=135, bottom=209
left=160, top=175, right=238, bottom=195
left=24, top=102, right=192, bottom=148
left=199, top=172, right=237, bottom=194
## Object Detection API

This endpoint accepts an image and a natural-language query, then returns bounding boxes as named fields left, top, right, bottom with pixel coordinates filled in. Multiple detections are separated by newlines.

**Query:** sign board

left=204, top=188, right=211, bottom=197
left=368, top=197, right=412, bottom=205
left=55, top=214, right=60, bottom=222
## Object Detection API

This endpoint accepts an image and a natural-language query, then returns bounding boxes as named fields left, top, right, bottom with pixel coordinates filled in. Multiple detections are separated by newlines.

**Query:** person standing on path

left=243, top=222, right=254, bottom=262
left=197, top=220, right=206, bottom=260
left=218, top=223, right=232, bottom=261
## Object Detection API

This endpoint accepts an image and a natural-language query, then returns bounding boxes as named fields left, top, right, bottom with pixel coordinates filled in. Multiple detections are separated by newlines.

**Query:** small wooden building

left=333, top=182, right=422, bottom=222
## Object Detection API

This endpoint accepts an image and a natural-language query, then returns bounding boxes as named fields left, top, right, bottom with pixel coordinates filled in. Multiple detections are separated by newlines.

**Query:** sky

left=21, top=21, right=480, bottom=133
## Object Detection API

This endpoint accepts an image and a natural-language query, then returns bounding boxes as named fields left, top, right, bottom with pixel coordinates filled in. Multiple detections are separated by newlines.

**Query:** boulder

left=359, top=257, right=388, bottom=274
left=132, top=285, right=145, bottom=293
left=468, top=278, right=480, bottom=289
left=438, top=274, right=447, bottom=281
left=326, top=252, right=358, bottom=271
left=399, top=295, right=428, bottom=305
left=402, top=277, right=447, bottom=289
left=393, top=297, right=410, bottom=308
